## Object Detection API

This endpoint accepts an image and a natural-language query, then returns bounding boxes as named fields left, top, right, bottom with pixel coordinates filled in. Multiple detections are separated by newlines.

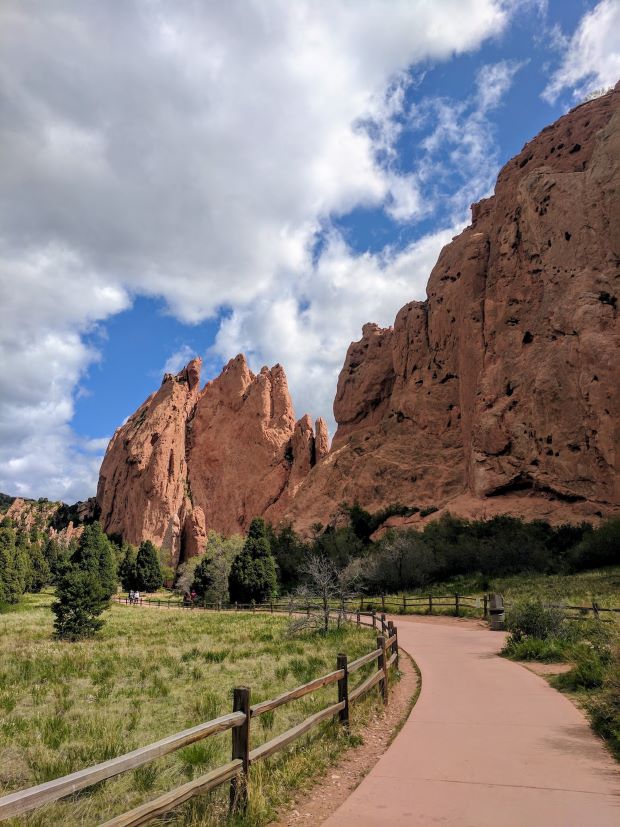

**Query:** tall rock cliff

left=96, top=356, right=327, bottom=564
left=285, top=85, right=620, bottom=532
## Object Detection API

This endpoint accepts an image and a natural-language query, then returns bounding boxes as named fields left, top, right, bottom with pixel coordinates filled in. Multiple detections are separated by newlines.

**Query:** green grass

left=373, top=566, right=620, bottom=617
left=0, top=592, right=382, bottom=826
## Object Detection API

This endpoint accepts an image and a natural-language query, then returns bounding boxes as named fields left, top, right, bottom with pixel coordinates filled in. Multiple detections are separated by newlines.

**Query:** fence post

left=402, top=593, right=406, bottom=613
left=483, top=594, right=488, bottom=619
left=377, top=635, right=388, bottom=705
left=380, top=612, right=386, bottom=632
left=592, top=601, right=600, bottom=619
left=455, top=593, right=460, bottom=618
left=381, top=594, right=386, bottom=612
left=337, top=653, right=349, bottom=729
left=371, top=609, right=376, bottom=629
left=428, top=594, right=433, bottom=615
left=270, top=601, right=274, bottom=614
left=393, top=625, right=399, bottom=670
left=229, top=686, right=250, bottom=813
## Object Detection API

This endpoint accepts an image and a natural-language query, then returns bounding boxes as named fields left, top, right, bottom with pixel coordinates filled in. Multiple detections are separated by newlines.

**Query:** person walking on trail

left=129, top=589, right=135, bottom=605
left=134, top=590, right=140, bottom=605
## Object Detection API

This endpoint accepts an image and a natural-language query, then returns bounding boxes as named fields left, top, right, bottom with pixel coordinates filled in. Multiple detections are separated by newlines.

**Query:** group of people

left=128, top=590, right=141, bottom=605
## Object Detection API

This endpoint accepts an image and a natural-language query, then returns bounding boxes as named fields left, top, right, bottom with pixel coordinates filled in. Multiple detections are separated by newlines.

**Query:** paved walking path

left=324, top=616, right=620, bottom=826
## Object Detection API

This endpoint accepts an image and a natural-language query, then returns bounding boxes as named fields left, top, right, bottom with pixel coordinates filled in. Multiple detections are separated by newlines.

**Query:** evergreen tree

left=229, top=517, right=278, bottom=603
left=0, top=526, right=23, bottom=604
left=192, top=555, right=214, bottom=600
left=135, top=540, right=163, bottom=593
left=119, top=543, right=138, bottom=591
left=24, top=540, right=50, bottom=592
left=43, top=537, right=61, bottom=582
left=52, top=523, right=117, bottom=640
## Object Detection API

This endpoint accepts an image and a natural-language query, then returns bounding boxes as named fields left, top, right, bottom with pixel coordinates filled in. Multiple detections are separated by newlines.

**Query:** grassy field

left=372, top=566, right=620, bottom=616
left=0, top=593, right=381, bottom=826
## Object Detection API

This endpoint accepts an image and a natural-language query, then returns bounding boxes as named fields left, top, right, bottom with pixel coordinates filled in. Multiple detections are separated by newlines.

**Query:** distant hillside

left=0, top=492, right=17, bottom=513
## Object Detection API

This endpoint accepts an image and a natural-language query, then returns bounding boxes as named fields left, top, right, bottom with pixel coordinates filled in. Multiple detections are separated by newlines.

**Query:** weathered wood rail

left=0, top=612, right=398, bottom=826
left=114, top=593, right=620, bottom=621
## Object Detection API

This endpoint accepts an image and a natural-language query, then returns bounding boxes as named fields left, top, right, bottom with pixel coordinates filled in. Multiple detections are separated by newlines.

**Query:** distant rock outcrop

left=96, top=356, right=328, bottom=565
left=4, top=496, right=97, bottom=544
left=285, top=84, right=620, bottom=532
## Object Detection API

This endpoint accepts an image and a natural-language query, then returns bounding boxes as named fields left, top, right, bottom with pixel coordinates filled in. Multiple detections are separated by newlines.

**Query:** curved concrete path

left=324, top=616, right=620, bottom=826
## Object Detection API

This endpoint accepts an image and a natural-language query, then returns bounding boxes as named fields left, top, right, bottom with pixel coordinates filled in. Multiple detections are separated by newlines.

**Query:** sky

left=0, top=0, right=618, bottom=503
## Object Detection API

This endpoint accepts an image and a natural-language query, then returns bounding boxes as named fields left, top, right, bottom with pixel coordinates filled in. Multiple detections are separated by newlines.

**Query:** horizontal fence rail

left=113, top=593, right=620, bottom=622
left=0, top=608, right=399, bottom=826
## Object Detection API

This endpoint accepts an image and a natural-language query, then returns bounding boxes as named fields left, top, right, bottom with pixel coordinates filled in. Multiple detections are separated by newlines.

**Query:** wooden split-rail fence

left=0, top=612, right=399, bottom=826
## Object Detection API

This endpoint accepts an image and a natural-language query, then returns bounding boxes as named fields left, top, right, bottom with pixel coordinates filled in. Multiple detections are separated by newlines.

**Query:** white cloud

left=0, top=1, right=511, bottom=500
left=161, top=345, right=197, bottom=376
left=543, top=0, right=620, bottom=103
left=212, top=225, right=459, bottom=431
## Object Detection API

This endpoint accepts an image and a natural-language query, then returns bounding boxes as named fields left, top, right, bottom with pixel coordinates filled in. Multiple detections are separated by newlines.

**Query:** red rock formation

left=286, top=85, right=620, bottom=532
left=97, top=355, right=327, bottom=564
left=5, top=496, right=97, bottom=545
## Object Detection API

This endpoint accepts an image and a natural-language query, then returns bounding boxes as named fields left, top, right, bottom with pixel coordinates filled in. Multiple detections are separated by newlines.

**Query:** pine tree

left=192, top=555, right=214, bottom=600
left=135, top=540, right=163, bottom=593
left=119, top=543, right=138, bottom=591
left=0, top=526, right=23, bottom=605
left=24, top=540, right=50, bottom=592
left=228, top=517, right=278, bottom=604
left=52, top=523, right=117, bottom=640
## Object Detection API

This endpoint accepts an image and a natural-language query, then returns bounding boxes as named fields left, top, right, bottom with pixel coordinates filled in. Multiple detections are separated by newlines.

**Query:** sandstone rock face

left=5, top=496, right=97, bottom=545
left=97, top=356, right=328, bottom=564
left=286, top=86, right=620, bottom=532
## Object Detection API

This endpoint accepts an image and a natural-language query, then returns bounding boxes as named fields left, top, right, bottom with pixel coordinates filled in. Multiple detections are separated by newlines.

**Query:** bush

left=554, top=653, right=605, bottom=691
left=502, top=636, right=567, bottom=662
left=587, top=646, right=620, bottom=758
left=505, top=600, right=565, bottom=641
left=571, top=518, right=620, bottom=571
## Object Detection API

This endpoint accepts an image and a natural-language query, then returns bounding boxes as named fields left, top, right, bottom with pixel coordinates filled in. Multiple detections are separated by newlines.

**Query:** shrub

left=587, top=646, right=620, bottom=758
left=505, top=600, right=565, bottom=641
left=571, top=518, right=620, bottom=571
left=502, top=636, right=567, bottom=662
left=554, top=653, right=605, bottom=691
left=0, top=526, right=23, bottom=605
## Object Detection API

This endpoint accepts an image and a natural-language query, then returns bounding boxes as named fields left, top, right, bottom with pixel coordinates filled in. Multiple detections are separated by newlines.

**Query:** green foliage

left=23, top=540, right=50, bottom=593
left=135, top=540, right=163, bottom=593
left=229, top=517, right=277, bottom=603
left=268, top=522, right=310, bottom=593
left=571, top=518, right=620, bottom=571
left=52, top=523, right=117, bottom=640
left=587, top=646, right=620, bottom=758
left=502, top=636, right=567, bottom=662
left=119, top=544, right=138, bottom=591
left=0, top=526, right=23, bottom=605
left=343, top=501, right=415, bottom=545
left=554, top=654, right=606, bottom=691
left=191, top=556, right=214, bottom=598
left=505, top=600, right=566, bottom=641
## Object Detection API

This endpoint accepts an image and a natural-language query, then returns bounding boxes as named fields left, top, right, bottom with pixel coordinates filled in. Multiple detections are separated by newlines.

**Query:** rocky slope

left=3, top=496, right=97, bottom=544
left=285, top=85, right=620, bottom=532
left=96, top=356, right=327, bottom=565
